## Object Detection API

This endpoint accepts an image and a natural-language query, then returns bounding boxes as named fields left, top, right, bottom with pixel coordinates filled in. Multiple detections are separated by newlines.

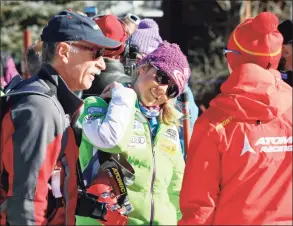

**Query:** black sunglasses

left=223, top=48, right=241, bottom=58
left=68, top=42, right=104, bottom=59
left=152, top=65, right=179, bottom=98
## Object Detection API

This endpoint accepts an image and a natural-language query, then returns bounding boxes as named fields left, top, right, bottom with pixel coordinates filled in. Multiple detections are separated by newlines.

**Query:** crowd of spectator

left=0, top=8, right=292, bottom=226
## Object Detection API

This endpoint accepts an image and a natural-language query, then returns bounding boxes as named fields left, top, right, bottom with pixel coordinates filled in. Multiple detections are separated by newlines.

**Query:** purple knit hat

left=139, top=41, right=191, bottom=96
left=131, top=19, right=163, bottom=55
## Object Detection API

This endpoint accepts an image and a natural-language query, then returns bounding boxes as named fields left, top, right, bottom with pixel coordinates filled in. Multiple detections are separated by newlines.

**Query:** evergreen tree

left=0, top=1, right=113, bottom=69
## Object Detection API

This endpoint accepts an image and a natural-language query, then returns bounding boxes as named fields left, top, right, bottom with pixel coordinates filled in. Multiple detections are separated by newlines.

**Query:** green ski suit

left=77, top=86, right=185, bottom=225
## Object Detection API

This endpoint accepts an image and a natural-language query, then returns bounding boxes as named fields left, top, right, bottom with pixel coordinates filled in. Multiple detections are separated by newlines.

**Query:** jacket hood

left=102, top=57, right=126, bottom=75
left=210, top=63, right=292, bottom=121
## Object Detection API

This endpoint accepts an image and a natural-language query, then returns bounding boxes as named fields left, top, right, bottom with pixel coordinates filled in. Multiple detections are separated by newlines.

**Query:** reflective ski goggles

left=152, top=64, right=179, bottom=98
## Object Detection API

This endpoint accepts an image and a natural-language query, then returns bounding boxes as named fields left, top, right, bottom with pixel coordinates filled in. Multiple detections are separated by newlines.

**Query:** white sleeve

left=82, top=86, right=137, bottom=149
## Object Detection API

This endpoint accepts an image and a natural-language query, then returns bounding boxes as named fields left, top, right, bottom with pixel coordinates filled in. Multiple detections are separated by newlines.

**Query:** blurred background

left=1, top=0, right=292, bottom=114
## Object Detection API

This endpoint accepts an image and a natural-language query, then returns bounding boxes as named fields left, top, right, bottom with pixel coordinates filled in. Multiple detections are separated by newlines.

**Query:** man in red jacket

left=0, top=10, right=120, bottom=225
left=179, top=12, right=292, bottom=225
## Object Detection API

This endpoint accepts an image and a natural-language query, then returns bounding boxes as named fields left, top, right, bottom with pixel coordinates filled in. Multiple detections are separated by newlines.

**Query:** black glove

left=75, top=192, right=107, bottom=221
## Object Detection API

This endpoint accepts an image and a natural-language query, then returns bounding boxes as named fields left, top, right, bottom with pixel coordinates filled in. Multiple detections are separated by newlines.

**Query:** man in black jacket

left=278, top=19, right=292, bottom=87
left=0, top=10, right=120, bottom=225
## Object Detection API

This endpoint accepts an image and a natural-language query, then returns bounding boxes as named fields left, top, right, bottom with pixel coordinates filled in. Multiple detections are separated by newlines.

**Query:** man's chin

left=83, top=81, right=93, bottom=91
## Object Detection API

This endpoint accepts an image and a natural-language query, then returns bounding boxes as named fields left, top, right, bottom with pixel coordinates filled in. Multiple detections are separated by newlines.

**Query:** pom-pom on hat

left=139, top=41, right=190, bottom=96
left=227, top=12, right=283, bottom=71
left=131, top=19, right=163, bottom=55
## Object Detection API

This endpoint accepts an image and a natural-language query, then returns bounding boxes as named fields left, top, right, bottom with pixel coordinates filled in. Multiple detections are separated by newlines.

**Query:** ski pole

left=180, top=92, right=190, bottom=157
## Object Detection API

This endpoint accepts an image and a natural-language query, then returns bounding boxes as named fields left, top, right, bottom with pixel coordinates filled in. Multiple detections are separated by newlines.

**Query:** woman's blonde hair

left=159, top=101, right=180, bottom=126
left=137, top=64, right=180, bottom=127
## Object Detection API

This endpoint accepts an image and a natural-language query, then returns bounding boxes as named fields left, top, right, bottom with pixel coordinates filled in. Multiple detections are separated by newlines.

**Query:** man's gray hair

left=42, top=42, right=59, bottom=64
left=42, top=41, right=81, bottom=64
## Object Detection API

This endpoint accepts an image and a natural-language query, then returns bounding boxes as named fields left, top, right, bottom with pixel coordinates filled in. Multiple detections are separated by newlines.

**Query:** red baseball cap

left=227, top=12, right=283, bottom=71
left=94, top=14, right=129, bottom=57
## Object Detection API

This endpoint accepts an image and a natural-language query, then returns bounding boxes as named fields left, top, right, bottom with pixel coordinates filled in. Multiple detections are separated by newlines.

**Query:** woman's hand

left=100, top=82, right=123, bottom=99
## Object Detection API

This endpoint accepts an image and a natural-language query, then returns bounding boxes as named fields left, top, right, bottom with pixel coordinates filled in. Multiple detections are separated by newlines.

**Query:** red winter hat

left=227, top=12, right=283, bottom=71
left=94, top=15, right=129, bottom=57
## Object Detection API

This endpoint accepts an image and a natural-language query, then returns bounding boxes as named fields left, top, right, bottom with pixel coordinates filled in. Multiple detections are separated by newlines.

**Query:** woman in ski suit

left=77, top=41, right=190, bottom=225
